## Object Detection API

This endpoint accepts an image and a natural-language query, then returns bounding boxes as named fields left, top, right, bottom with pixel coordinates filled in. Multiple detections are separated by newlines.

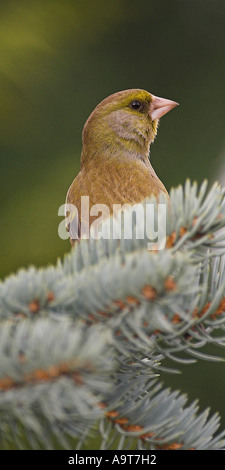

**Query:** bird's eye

left=130, top=100, right=142, bottom=111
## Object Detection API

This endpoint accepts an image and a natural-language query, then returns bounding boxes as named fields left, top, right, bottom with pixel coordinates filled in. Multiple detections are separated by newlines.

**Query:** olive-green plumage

left=66, top=89, right=178, bottom=242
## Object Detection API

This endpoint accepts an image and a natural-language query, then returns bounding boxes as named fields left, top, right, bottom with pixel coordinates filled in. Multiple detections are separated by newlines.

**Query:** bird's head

left=81, top=89, right=178, bottom=166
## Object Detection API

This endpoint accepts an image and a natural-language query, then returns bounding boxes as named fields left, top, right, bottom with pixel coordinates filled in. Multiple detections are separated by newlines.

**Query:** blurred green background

left=0, top=0, right=225, bottom=436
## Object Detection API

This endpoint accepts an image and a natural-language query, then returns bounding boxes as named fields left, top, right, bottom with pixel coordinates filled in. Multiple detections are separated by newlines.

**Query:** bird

left=66, top=89, right=178, bottom=243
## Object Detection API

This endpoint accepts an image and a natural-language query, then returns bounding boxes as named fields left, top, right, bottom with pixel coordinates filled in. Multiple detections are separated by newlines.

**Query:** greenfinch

left=66, top=89, right=178, bottom=243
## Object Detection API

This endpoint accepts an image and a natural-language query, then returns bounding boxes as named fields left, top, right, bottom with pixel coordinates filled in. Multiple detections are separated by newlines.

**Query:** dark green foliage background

left=0, top=0, right=225, bottom=436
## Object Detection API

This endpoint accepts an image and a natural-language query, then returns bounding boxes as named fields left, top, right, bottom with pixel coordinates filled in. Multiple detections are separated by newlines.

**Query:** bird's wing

left=65, top=172, right=91, bottom=244
left=65, top=203, right=81, bottom=244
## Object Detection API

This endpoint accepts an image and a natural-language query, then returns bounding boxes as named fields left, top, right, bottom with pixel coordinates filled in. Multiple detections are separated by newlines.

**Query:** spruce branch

left=0, top=319, right=114, bottom=449
left=99, top=376, right=225, bottom=450
left=0, top=180, right=225, bottom=449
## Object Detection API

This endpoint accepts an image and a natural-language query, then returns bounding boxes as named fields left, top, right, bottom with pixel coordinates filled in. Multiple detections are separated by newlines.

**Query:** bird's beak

left=150, top=95, right=179, bottom=121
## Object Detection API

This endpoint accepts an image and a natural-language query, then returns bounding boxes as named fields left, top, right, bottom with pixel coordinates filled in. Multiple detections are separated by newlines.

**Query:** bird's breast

left=66, top=159, right=167, bottom=242
left=68, top=159, right=167, bottom=209
left=92, top=160, right=166, bottom=205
